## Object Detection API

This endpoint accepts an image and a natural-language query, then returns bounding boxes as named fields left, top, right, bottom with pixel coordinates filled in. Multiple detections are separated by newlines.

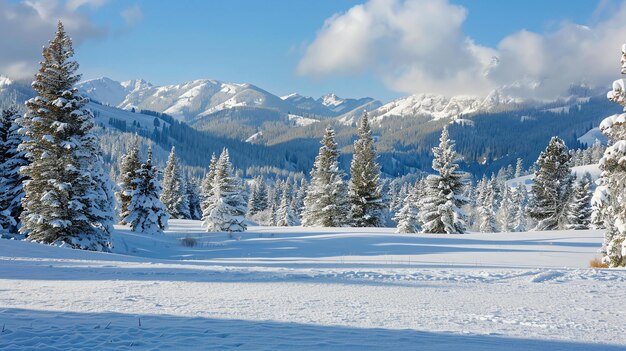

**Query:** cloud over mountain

left=297, top=0, right=626, bottom=99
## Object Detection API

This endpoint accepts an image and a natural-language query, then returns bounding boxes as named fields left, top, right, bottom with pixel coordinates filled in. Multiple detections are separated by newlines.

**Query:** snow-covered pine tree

left=301, top=127, right=350, bottom=227
left=418, top=127, right=469, bottom=234
left=247, top=176, right=269, bottom=216
left=116, top=135, right=141, bottom=224
left=201, top=149, right=247, bottom=232
left=527, top=137, right=573, bottom=231
left=124, top=147, right=169, bottom=233
left=496, top=186, right=515, bottom=232
left=511, top=184, right=528, bottom=232
left=291, top=177, right=307, bottom=219
left=185, top=176, right=202, bottom=220
left=0, top=106, right=28, bottom=237
left=160, top=147, right=189, bottom=219
left=478, top=179, right=497, bottom=233
left=394, top=182, right=421, bottom=233
left=566, top=176, right=592, bottom=230
left=514, top=158, right=524, bottom=178
left=276, top=190, right=297, bottom=226
left=348, top=112, right=384, bottom=227
left=200, top=153, right=218, bottom=212
left=592, top=44, right=626, bottom=267
left=19, top=22, right=114, bottom=250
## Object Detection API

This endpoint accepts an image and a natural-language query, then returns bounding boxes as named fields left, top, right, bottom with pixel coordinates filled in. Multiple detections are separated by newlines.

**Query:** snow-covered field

left=1, top=220, right=625, bottom=350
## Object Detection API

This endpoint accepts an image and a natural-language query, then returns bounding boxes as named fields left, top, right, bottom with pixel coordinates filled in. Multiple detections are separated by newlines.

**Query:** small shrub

left=180, top=237, right=198, bottom=247
left=589, top=257, right=608, bottom=268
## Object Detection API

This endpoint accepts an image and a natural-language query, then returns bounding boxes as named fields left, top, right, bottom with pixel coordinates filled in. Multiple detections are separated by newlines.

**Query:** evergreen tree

left=247, top=176, right=268, bottom=216
left=394, top=182, right=420, bottom=233
left=202, top=149, right=247, bottom=232
left=348, top=112, right=384, bottom=227
left=116, top=135, right=141, bottom=224
left=496, top=186, right=515, bottom=232
left=185, top=176, right=202, bottom=220
left=124, top=147, right=169, bottom=234
left=160, top=147, right=189, bottom=219
left=301, top=127, right=350, bottom=227
left=200, top=153, right=218, bottom=213
left=527, top=137, right=573, bottom=231
left=478, top=179, right=497, bottom=233
left=19, top=22, right=114, bottom=250
left=514, top=158, right=524, bottom=178
left=418, top=127, right=469, bottom=234
left=593, top=44, right=626, bottom=267
left=566, top=176, right=592, bottom=230
left=511, top=184, right=528, bottom=232
left=276, top=190, right=297, bottom=226
left=0, top=106, right=28, bottom=237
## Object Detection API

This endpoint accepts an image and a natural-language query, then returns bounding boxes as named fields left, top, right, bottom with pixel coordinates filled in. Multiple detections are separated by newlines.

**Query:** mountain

left=77, top=78, right=382, bottom=122
left=347, top=90, right=523, bottom=125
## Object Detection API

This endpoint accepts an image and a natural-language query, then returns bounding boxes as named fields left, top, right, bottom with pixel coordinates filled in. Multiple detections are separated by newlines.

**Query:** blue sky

left=1, top=0, right=623, bottom=102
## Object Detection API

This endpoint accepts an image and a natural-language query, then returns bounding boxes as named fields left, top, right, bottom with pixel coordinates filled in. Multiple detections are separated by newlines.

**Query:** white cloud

left=0, top=0, right=140, bottom=80
left=121, top=4, right=142, bottom=26
left=298, top=0, right=626, bottom=99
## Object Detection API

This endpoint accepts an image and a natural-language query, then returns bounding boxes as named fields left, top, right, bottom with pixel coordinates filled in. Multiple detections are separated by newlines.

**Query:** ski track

left=1, top=220, right=625, bottom=350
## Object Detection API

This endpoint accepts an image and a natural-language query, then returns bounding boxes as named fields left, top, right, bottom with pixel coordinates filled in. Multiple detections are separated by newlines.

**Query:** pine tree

left=511, top=184, right=528, bottom=232
left=276, top=190, right=297, bottom=226
left=418, top=127, right=469, bottom=234
left=19, top=22, right=114, bottom=250
left=348, top=112, right=384, bottom=227
left=301, top=127, right=350, bottom=227
left=185, top=176, right=202, bottom=220
left=116, top=135, right=141, bottom=224
left=514, top=158, right=524, bottom=178
left=527, top=137, right=573, bottom=231
left=394, top=182, right=420, bottom=234
left=124, top=148, right=168, bottom=233
left=566, top=176, right=592, bottom=230
left=160, top=147, right=189, bottom=219
left=478, top=179, right=497, bottom=233
left=593, top=44, right=626, bottom=267
left=200, top=153, right=218, bottom=213
left=496, top=186, right=515, bottom=232
left=0, top=106, right=28, bottom=237
left=201, top=149, right=247, bottom=232
left=247, top=176, right=268, bottom=216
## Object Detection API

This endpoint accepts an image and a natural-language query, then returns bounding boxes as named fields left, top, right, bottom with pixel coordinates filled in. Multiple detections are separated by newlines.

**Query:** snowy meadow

left=1, top=220, right=625, bottom=350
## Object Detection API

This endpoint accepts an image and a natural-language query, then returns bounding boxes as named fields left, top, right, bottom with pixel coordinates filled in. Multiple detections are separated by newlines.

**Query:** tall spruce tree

left=276, top=190, right=297, bottom=226
left=566, top=176, right=592, bottom=230
left=478, top=179, right=497, bottom=233
left=511, top=184, right=528, bottom=232
left=394, top=182, right=421, bottom=234
left=123, top=148, right=169, bottom=234
left=201, top=149, right=247, bottom=232
left=418, top=127, right=469, bottom=234
left=0, top=106, right=28, bottom=237
left=161, top=147, right=189, bottom=219
left=200, top=153, right=218, bottom=213
left=348, top=112, right=384, bottom=227
left=247, top=176, right=269, bottom=216
left=19, top=22, right=114, bottom=250
left=527, top=137, right=573, bottom=231
left=185, top=176, right=202, bottom=220
left=592, top=44, right=626, bottom=267
left=116, top=135, right=141, bottom=224
left=301, top=127, right=350, bottom=227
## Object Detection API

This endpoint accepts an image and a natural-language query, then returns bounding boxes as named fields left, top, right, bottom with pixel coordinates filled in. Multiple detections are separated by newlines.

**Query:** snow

left=1, top=220, right=625, bottom=350
left=288, top=113, right=319, bottom=127
left=365, top=90, right=519, bottom=123
left=245, top=131, right=263, bottom=143
left=507, top=164, right=602, bottom=188
left=578, top=127, right=609, bottom=146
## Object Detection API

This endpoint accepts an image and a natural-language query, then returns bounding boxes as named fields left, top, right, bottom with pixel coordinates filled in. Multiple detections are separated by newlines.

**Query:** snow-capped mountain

left=282, top=92, right=382, bottom=117
left=78, top=77, right=381, bottom=122
left=77, top=77, right=152, bottom=106
left=357, top=90, right=522, bottom=125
